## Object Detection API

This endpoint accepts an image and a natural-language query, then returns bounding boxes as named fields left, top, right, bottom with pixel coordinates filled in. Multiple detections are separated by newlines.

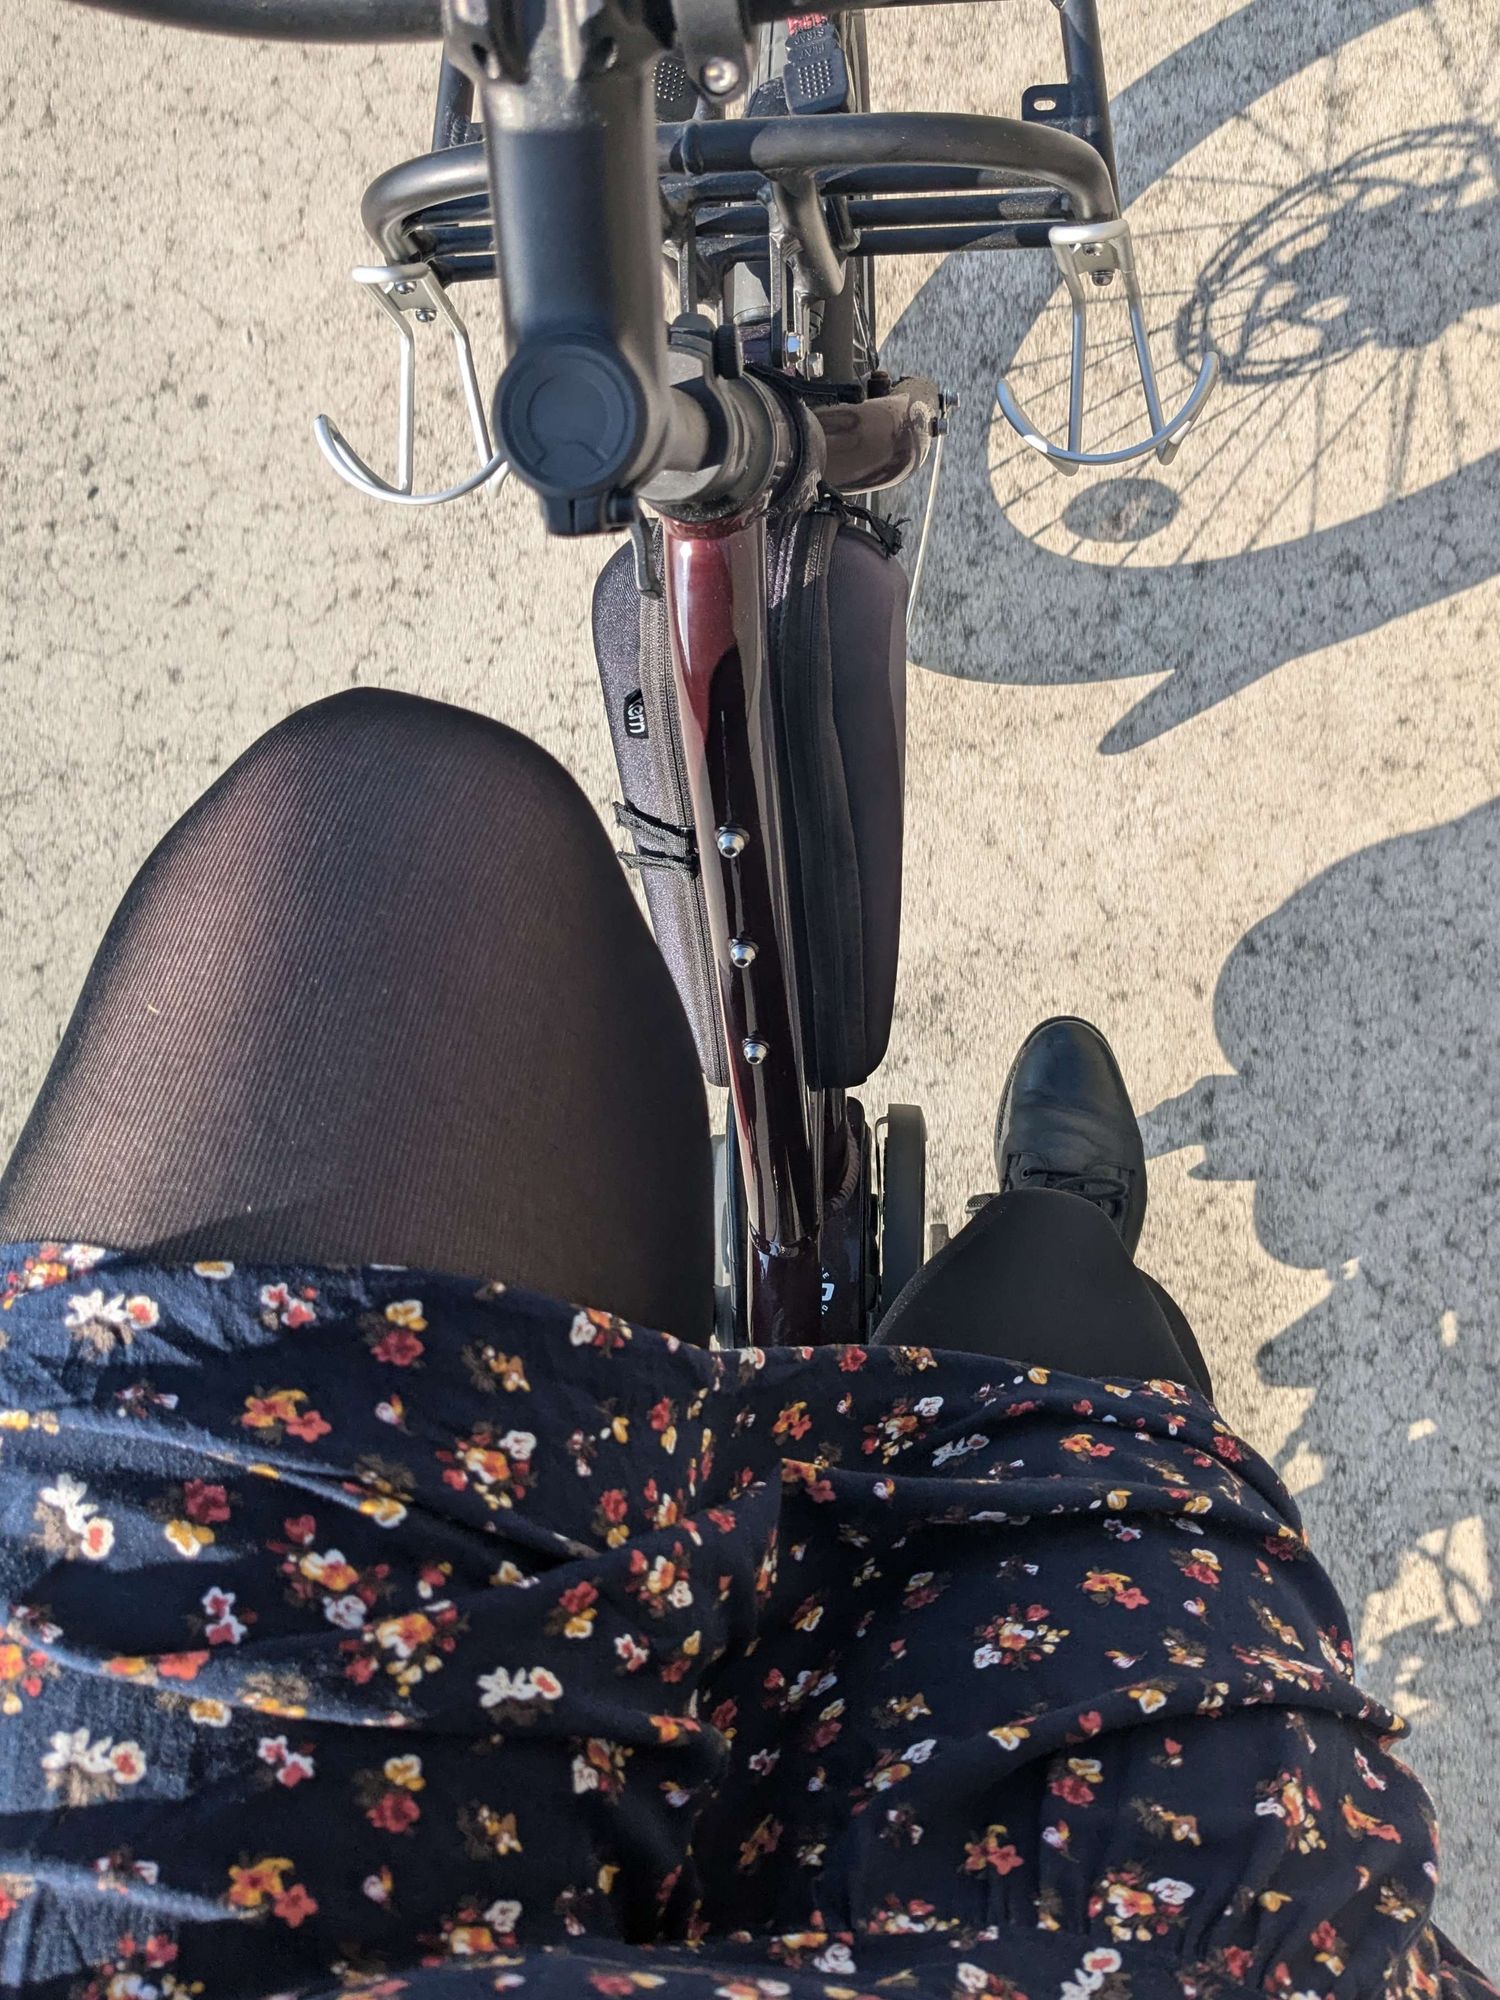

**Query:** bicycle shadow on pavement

left=887, top=0, right=1500, bottom=751
left=1138, top=798, right=1500, bottom=1895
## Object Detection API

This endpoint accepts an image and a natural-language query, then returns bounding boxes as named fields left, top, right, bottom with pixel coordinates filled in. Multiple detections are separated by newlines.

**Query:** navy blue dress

left=0, top=1242, right=1491, bottom=2000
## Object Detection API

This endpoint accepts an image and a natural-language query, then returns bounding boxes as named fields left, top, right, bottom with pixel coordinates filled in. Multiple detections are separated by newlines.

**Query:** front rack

left=316, top=7, right=1220, bottom=508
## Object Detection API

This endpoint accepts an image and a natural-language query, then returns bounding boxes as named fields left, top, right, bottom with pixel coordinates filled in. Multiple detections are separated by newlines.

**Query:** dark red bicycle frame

left=660, top=380, right=938, bottom=1344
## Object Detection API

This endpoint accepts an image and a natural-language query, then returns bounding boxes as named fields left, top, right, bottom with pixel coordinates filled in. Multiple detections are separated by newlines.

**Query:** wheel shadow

left=885, top=0, right=1500, bottom=751
left=1138, top=799, right=1500, bottom=1908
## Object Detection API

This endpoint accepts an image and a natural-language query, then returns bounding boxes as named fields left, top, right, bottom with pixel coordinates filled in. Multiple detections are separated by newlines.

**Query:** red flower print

left=1340, top=1796, right=1400, bottom=1841
left=1051, top=1774, right=1095, bottom=1806
left=1060, top=1431, right=1115, bottom=1459
left=1221, top=1947, right=1254, bottom=1980
left=142, top=1937, right=178, bottom=1968
left=157, top=1651, right=209, bottom=1681
left=367, top=1789, right=421, bottom=1834
left=272, top=1883, right=318, bottom=1928
left=372, top=1328, right=424, bottom=1367
left=560, top=1582, right=598, bottom=1615
left=600, top=1489, right=628, bottom=1524
left=589, top=1978, right=636, bottom=1996
left=838, top=1346, right=867, bottom=1371
left=260, top=1283, right=318, bottom=1329
left=284, top=1407, right=331, bottom=1444
left=183, top=1481, right=230, bottom=1526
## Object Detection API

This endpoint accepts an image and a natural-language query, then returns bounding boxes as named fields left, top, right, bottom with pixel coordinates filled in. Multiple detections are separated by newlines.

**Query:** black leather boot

left=993, top=1016, right=1148, bottom=1256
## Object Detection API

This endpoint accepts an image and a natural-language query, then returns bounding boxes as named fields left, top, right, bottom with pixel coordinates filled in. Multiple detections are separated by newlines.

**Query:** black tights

left=0, top=688, right=1211, bottom=1396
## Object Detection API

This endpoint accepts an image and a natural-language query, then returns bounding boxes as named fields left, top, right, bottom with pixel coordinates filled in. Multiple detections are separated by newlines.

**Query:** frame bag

left=591, top=500, right=907, bottom=1091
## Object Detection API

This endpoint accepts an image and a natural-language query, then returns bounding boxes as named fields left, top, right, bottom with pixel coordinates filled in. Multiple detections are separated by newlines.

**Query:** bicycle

left=70, top=0, right=1220, bottom=1351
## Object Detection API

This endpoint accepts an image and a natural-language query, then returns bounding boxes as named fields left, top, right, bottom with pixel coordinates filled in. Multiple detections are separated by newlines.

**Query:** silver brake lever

left=314, top=261, right=511, bottom=507
left=995, top=218, right=1220, bottom=478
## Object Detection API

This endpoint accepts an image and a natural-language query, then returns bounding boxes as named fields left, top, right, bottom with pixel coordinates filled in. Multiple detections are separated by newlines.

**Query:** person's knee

left=219, top=689, right=601, bottom=858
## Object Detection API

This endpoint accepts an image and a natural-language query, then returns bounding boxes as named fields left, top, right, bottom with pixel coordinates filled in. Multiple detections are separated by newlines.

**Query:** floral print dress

left=0, top=1242, right=1492, bottom=2000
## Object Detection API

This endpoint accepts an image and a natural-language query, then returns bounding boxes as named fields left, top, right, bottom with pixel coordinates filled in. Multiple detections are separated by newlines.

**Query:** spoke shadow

left=1139, top=799, right=1500, bottom=1904
left=886, top=0, right=1500, bottom=751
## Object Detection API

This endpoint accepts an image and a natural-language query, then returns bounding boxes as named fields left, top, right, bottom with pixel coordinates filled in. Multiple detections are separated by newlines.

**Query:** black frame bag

left=592, top=500, right=907, bottom=1091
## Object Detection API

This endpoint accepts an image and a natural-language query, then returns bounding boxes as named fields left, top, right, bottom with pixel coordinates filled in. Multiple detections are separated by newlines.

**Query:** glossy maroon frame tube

left=661, top=513, right=827, bottom=1345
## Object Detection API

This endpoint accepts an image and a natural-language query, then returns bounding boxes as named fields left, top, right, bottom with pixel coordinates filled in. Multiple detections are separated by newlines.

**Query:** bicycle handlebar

left=68, top=0, right=1124, bottom=528
left=66, top=0, right=440, bottom=38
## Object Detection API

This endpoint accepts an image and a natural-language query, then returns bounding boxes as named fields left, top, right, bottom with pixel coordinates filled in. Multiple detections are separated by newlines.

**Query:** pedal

left=783, top=15, right=850, bottom=115
left=655, top=49, right=699, bottom=122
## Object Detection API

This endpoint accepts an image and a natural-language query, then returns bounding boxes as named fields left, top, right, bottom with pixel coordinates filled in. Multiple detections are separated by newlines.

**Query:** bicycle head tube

left=444, top=0, right=694, bottom=533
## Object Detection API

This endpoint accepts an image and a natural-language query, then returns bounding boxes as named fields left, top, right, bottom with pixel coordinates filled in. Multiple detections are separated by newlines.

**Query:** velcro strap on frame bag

left=591, top=498, right=907, bottom=1091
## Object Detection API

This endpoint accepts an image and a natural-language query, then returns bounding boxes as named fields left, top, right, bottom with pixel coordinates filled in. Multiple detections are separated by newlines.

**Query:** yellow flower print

left=227, top=1857, right=294, bottom=1910
left=383, top=1754, right=425, bottom=1791
left=188, top=1698, right=233, bottom=1727
left=988, top=1722, right=1031, bottom=1751
left=164, top=1519, right=214, bottom=1559
left=1126, top=1681, right=1172, bottom=1715
left=385, top=1300, right=428, bottom=1331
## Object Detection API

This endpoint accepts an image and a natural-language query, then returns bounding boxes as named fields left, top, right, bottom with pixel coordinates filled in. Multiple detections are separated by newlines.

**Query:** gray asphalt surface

left=4, top=0, right=1498, bottom=1960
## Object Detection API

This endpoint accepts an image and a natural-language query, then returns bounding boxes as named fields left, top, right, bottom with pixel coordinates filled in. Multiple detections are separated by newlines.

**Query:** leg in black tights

left=0, top=687, right=1213, bottom=1391
left=875, top=1186, right=1215, bottom=1401
left=0, top=688, right=716, bottom=1342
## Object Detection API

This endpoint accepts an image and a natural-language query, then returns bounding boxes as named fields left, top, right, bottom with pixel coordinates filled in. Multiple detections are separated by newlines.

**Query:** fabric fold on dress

left=0, top=1244, right=1490, bottom=2000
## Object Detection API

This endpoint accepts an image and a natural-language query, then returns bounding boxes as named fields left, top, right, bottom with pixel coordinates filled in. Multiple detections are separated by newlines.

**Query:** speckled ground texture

left=4, top=0, right=1498, bottom=1958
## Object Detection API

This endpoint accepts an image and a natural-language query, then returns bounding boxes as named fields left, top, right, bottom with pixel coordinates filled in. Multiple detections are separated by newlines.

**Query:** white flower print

left=41, top=1730, right=145, bottom=1804
left=932, top=1433, right=989, bottom=1467
left=478, top=1665, right=564, bottom=1710
left=38, top=1475, right=91, bottom=1534
left=323, top=1594, right=368, bottom=1631
left=1147, top=1877, right=1194, bottom=1907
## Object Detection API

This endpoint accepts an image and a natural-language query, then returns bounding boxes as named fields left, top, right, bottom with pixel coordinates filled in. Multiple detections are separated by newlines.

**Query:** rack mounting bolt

left=742, top=1037, right=770, bottom=1065
left=728, top=937, right=758, bottom=968
left=716, top=825, right=749, bottom=858
left=701, top=55, right=741, bottom=96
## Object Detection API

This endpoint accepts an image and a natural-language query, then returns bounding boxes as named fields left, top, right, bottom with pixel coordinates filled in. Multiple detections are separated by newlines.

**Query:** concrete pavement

left=4, top=0, right=1498, bottom=1956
